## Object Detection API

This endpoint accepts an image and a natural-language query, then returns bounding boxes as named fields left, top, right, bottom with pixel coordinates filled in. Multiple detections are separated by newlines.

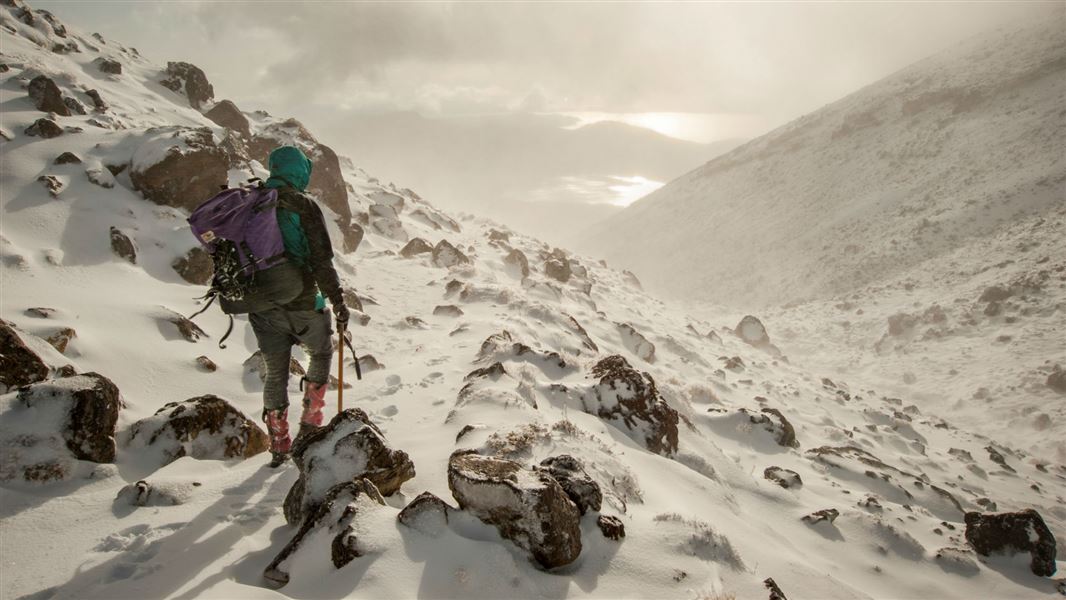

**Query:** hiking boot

left=300, top=380, right=328, bottom=428
left=264, top=408, right=291, bottom=467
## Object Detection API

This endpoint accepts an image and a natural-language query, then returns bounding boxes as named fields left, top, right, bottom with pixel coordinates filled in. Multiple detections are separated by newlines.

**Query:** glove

left=333, top=303, right=350, bottom=332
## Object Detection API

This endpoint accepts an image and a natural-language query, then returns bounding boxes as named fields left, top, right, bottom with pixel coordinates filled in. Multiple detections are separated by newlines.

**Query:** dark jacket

left=275, top=186, right=344, bottom=311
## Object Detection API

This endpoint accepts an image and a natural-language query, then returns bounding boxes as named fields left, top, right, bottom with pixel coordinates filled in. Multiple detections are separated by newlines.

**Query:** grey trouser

left=249, top=308, right=333, bottom=411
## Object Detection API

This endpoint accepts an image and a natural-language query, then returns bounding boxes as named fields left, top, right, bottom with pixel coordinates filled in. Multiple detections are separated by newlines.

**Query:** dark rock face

left=399, top=237, right=433, bottom=258
left=283, top=409, right=415, bottom=526
left=432, top=239, right=470, bottom=268
left=964, top=510, right=1057, bottom=576
left=586, top=355, right=679, bottom=455
left=265, top=479, right=385, bottom=588
left=597, top=515, right=625, bottom=540
left=764, top=466, right=803, bottom=488
left=161, top=61, right=214, bottom=109
left=18, top=372, right=121, bottom=462
left=447, top=451, right=582, bottom=569
left=28, top=75, right=70, bottom=115
left=0, top=322, right=49, bottom=391
left=129, top=127, right=228, bottom=212
left=504, top=248, right=530, bottom=278
left=54, top=151, right=81, bottom=164
left=129, top=395, right=268, bottom=465
left=203, top=99, right=249, bottom=137
left=397, top=491, right=453, bottom=536
left=536, top=455, right=602, bottom=515
left=109, top=226, right=137, bottom=263
left=25, top=118, right=64, bottom=138
left=171, top=246, right=213, bottom=285
left=97, top=58, right=121, bottom=75
left=735, top=315, right=771, bottom=346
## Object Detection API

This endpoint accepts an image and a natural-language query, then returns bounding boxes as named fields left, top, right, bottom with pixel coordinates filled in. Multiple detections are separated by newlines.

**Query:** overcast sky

left=37, top=1, right=1054, bottom=140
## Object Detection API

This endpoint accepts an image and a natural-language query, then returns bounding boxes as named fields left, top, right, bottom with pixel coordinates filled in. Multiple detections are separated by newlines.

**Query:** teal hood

left=265, top=146, right=313, bottom=191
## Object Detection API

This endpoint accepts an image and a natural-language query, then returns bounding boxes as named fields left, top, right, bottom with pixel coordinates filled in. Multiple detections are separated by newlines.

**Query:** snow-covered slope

left=586, top=15, right=1066, bottom=309
left=1, top=3, right=1063, bottom=599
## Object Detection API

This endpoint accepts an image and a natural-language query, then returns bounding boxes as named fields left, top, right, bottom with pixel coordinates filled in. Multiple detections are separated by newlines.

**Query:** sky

left=33, top=1, right=1053, bottom=144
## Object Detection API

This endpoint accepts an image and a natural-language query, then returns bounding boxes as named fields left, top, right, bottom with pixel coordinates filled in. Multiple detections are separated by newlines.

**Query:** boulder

left=63, top=96, right=88, bottom=115
left=397, top=491, right=453, bottom=536
left=585, top=355, right=679, bottom=455
left=763, top=466, right=802, bottom=488
left=597, top=515, right=625, bottom=540
left=86, top=165, right=115, bottom=188
left=45, top=327, right=76, bottom=354
left=979, top=285, right=1011, bottom=303
left=964, top=510, right=1056, bottom=576
left=544, top=257, right=571, bottom=283
left=27, top=75, right=70, bottom=115
left=172, top=246, right=213, bottom=285
left=488, top=229, right=511, bottom=243
left=432, top=240, right=470, bottom=268
left=535, top=454, right=602, bottom=515
left=265, top=478, right=385, bottom=588
left=37, top=175, right=64, bottom=197
left=433, top=305, right=463, bottom=318
left=735, top=315, right=771, bottom=346
left=156, top=307, right=207, bottom=342
left=129, top=395, right=267, bottom=465
left=399, top=237, right=433, bottom=258
left=203, top=99, right=250, bottom=137
left=109, top=227, right=136, bottom=263
left=447, top=451, right=582, bottom=569
left=53, top=151, right=81, bottom=165
left=340, top=222, right=364, bottom=254
left=85, top=89, right=106, bottom=111
left=25, top=118, right=63, bottom=138
left=749, top=408, right=799, bottom=448
left=356, top=354, right=384, bottom=373
left=283, top=408, right=415, bottom=526
left=129, top=127, right=228, bottom=212
left=802, top=508, right=839, bottom=525
left=0, top=321, right=49, bottom=390
left=504, top=248, right=530, bottom=278
left=160, top=61, right=214, bottom=109
left=96, top=58, right=121, bottom=75
left=1047, top=367, right=1066, bottom=394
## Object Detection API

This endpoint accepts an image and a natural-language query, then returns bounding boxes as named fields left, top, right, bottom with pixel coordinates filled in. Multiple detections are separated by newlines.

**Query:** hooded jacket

left=264, top=146, right=344, bottom=311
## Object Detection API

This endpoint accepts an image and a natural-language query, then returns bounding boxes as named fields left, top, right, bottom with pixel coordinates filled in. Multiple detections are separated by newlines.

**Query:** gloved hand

left=333, top=303, right=349, bottom=332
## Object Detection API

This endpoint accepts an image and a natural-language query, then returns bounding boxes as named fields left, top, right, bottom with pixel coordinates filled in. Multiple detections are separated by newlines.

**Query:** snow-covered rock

left=0, top=321, right=49, bottom=391
left=583, top=355, right=679, bottom=455
left=964, top=509, right=1057, bottom=576
left=535, top=454, right=602, bottom=515
left=129, top=127, right=229, bottom=212
left=127, top=395, right=268, bottom=466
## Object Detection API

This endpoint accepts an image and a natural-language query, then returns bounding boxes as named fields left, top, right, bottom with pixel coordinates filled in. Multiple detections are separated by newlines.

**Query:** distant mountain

left=586, top=17, right=1066, bottom=307
left=308, top=111, right=743, bottom=244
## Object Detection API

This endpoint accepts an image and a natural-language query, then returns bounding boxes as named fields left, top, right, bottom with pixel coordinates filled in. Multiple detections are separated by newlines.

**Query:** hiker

left=249, top=146, right=349, bottom=467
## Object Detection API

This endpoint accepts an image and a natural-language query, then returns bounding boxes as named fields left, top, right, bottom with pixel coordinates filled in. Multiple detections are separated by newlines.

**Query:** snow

left=1, top=2, right=1063, bottom=599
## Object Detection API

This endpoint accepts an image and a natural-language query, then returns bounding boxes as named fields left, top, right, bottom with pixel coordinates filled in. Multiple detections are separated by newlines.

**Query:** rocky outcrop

left=109, top=226, right=136, bottom=263
left=964, top=510, right=1057, bottom=576
left=160, top=61, right=214, bottom=109
left=128, top=395, right=268, bottom=465
left=535, top=455, right=602, bottom=515
left=203, top=100, right=249, bottom=137
left=447, top=450, right=582, bottom=569
left=584, top=355, right=679, bottom=455
left=129, top=127, right=228, bottom=212
left=432, top=240, right=470, bottom=268
left=283, top=409, right=415, bottom=526
left=28, top=75, right=70, bottom=115
left=0, top=321, right=49, bottom=390
left=171, top=246, right=213, bottom=285
left=399, top=237, right=433, bottom=258
left=764, top=466, right=802, bottom=488
left=265, top=478, right=386, bottom=588
left=25, top=118, right=63, bottom=138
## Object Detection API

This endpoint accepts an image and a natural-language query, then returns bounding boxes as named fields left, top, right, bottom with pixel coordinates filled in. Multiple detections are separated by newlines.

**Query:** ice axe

left=336, top=324, right=362, bottom=413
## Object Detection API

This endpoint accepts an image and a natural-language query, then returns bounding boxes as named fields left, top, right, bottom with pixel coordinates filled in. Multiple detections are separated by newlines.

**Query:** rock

left=157, top=308, right=207, bottom=342
left=411, top=207, right=460, bottom=233
left=432, top=240, right=470, bottom=268
left=115, top=479, right=195, bottom=507
left=109, top=227, right=136, bottom=264
left=15, top=373, right=121, bottom=463
left=622, top=270, right=642, bottom=290
left=129, top=127, right=228, bottom=212
left=399, top=237, right=433, bottom=258
left=585, top=355, right=679, bottom=455
left=356, top=354, right=384, bottom=373
left=53, top=151, right=81, bottom=165
left=964, top=510, right=1056, bottom=576
left=447, top=450, right=582, bottom=569
left=85, top=89, right=106, bottom=111
left=244, top=350, right=304, bottom=380
left=764, top=466, right=803, bottom=489
left=802, top=508, right=839, bottom=525
left=397, top=491, right=453, bottom=536
left=24, top=307, right=56, bottom=319
left=535, top=454, right=602, bottom=515
left=488, top=229, right=511, bottom=243
left=25, top=118, right=63, bottom=138
left=750, top=408, right=799, bottom=448
left=979, top=285, right=1011, bottom=303
left=764, top=577, right=789, bottom=600
left=544, top=256, right=571, bottom=283
left=340, top=222, right=364, bottom=254
left=195, top=355, right=217, bottom=372
left=504, top=248, right=530, bottom=278
left=86, top=165, right=115, bottom=188
left=597, top=515, right=625, bottom=540
left=433, top=305, right=463, bottom=318
left=203, top=99, right=249, bottom=137
left=618, top=322, right=655, bottom=363
left=735, top=315, right=771, bottom=346
left=27, top=75, right=70, bottom=115
left=45, top=327, right=76, bottom=354
left=265, top=478, right=385, bottom=588
left=0, top=322, right=49, bottom=391
left=160, top=61, right=214, bottom=109
left=128, top=395, right=268, bottom=466
left=283, top=408, right=415, bottom=526
left=96, top=58, right=121, bottom=75
left=1047, top=367, right=1066, bottom=394
left=171, top=246, right=213, bottom=285
left=63, top=96, right=87, bottom=115
left=37, top=175, right=64, bottom=197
